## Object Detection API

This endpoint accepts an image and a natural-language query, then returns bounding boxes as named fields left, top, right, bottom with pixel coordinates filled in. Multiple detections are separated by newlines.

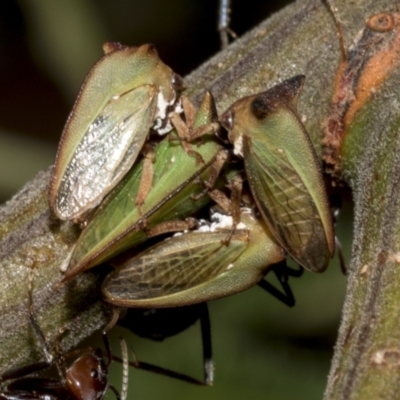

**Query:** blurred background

left=0, top=0, right=294, bottom=202
left=0, top=1, right=350, bottom=399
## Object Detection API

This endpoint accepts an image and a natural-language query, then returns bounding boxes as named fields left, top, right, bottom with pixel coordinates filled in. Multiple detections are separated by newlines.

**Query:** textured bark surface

left=1, top=1, right=400, bottom=399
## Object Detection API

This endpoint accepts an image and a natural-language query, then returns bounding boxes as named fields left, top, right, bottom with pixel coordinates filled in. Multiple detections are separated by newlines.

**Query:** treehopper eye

left=219, top=75, right=335, bottom=273
left=49, top=42, right=183, bottom=222
left=101, top=209, right=286, bottom=308
left=62, top=91, right=223, bottom=282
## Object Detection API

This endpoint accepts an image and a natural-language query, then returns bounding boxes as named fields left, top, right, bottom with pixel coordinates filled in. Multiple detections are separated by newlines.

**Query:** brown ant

left=0, top=266, right=128, bottom=400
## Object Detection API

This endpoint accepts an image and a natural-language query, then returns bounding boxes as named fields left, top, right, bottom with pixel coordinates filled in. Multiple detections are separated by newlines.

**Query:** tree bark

left=1, top=1, right=399, bottom=399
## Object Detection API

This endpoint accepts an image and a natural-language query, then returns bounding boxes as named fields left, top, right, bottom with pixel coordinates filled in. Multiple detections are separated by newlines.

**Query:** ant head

left=65, top=350, right=108, bottom=400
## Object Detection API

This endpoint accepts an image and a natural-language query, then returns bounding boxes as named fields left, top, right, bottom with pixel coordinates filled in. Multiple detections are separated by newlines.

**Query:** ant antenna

left=119, top=338, right=129, bottom=400
left=28, top=263, right=53, bottom=365
left=324, top=0, right=348, bottom=61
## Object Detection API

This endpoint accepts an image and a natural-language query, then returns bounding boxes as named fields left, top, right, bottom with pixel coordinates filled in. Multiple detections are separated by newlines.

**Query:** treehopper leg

left=145, top=218, right=198, bottom=238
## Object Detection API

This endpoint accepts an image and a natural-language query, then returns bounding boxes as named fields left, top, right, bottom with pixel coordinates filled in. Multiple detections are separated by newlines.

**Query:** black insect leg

left=198, top=303, right=213, bottom=385
left=257, top=261, right=302, bottom=307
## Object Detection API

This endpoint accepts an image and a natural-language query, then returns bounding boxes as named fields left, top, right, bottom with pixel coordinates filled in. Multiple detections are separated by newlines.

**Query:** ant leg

left=257, top=261, right=297, bottom=307
left=28, top=264, right=53, bottom=364
left=218, top=0, right=237, bottom=49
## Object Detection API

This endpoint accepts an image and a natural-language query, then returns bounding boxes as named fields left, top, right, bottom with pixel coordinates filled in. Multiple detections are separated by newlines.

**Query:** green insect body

left=49, top=42, right=183, bottom=222
left=101, top=210, right=285, bottom=308
left=63, top=92, right=223, bottom=282
left=220, top=75, right=334, bottom=272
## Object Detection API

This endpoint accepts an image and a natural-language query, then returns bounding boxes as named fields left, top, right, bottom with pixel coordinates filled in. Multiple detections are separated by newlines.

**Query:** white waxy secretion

left=233, top=135, right=244, bottom=157
left=49, top=43, right=183, bottom=222
left=197, top=209, right=249, bottom=233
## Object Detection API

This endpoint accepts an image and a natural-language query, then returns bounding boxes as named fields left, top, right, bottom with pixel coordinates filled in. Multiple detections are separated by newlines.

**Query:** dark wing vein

left=244, top=138, right=329, bottom=271
left=103, top=231, right=248, bottom=300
